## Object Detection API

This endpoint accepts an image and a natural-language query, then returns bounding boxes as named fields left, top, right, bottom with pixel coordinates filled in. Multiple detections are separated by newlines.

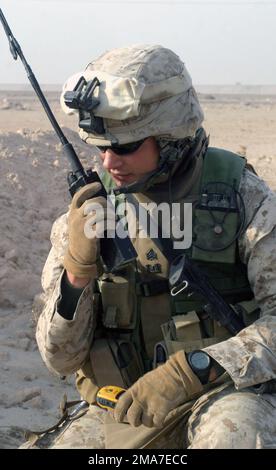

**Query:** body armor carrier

left=75, top=147, right=259, bottom=403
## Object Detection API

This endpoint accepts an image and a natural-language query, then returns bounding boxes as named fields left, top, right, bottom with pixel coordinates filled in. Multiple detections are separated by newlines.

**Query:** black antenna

left=0, top=9, right=137, bottom=271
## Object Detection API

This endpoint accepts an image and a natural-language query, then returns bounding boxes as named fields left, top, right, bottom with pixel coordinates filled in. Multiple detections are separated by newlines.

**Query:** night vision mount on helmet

left=63, top=76, right=105, bottom=135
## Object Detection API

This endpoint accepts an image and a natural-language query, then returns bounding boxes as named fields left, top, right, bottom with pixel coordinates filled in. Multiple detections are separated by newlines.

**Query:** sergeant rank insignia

left=146, top=249, right=158, bottom=261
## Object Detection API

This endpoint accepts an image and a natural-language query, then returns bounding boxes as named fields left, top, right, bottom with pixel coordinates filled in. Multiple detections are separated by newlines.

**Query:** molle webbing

left=201, top=147, right=246, bottom=189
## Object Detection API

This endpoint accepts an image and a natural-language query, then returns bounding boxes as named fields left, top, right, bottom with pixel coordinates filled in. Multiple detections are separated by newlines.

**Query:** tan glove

left=63, top=182, right=107, bottom=278
left=114, top=350, right=203, bottom=428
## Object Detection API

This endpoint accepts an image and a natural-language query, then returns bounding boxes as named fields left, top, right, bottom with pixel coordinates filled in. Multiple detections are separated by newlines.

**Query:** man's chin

left=111, top=174, right=135, bottom=186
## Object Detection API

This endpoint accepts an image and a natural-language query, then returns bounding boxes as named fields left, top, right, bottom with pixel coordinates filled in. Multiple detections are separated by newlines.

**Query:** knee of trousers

left=187, top=390, right=275, bottom=449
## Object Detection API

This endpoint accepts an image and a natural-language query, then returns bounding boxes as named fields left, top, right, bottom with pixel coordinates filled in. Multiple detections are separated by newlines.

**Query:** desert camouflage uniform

left=35, top=168, right=276, bottom=449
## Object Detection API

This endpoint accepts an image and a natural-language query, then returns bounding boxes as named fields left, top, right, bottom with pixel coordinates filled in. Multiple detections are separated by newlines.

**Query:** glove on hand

left=114, top=350, right=203, bottom=428
left=63, top=182, right=109, bottom=278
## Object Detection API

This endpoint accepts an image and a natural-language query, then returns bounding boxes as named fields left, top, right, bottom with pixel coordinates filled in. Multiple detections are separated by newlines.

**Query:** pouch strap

left=136, top=279, right=169, bottom=297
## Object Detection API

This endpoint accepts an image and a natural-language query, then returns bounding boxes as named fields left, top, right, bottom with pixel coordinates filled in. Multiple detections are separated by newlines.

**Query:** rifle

left=169, top=254, right=276, bottom=393
left=0, top=8, right=137, bottom=272
left=169, top=254, right=245, bottom=335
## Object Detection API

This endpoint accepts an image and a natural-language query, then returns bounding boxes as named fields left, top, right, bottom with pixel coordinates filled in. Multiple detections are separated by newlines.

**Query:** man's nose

left=102, top=150, right=123, bottom=171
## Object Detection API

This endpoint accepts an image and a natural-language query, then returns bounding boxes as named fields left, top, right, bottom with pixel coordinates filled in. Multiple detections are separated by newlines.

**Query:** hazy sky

left=1, top=0, right=276, bottom=85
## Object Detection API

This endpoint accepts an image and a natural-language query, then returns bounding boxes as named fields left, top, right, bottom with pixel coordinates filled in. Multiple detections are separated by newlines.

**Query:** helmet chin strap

left=112, top=128, right=208, bottom=196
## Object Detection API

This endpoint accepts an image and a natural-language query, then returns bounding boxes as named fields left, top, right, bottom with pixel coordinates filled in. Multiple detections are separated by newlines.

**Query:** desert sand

left=0, top=86, right=275, bottom=448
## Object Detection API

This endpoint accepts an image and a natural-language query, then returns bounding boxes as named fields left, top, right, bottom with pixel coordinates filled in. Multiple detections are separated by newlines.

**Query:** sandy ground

left=0, top=88, right=275, bottom=448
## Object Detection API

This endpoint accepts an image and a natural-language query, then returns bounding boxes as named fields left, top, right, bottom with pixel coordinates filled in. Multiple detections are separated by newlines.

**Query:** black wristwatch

left=186, top=350, right=212, bottom=385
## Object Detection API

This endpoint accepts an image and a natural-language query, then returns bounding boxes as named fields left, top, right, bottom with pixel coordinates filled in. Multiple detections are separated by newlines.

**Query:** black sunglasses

left=97, top=138, right=146, bottom=156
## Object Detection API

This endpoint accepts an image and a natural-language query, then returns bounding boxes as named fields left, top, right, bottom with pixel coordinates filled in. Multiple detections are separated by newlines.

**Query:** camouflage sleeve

left=36, top=213, right=96, bottom=376
left=204, top=169, right=276, bottom=389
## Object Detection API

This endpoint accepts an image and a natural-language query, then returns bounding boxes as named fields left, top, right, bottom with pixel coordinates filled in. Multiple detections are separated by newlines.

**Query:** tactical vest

left=75, top=148, right=260, bottom=404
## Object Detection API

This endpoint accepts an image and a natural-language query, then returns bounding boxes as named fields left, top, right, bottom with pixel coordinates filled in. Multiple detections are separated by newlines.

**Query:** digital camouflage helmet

left=60, top=44, right=204, bottom=147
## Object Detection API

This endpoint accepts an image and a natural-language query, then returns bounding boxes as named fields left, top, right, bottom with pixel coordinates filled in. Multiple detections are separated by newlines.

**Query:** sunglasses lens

left=97, top=139, right=145, bottom=155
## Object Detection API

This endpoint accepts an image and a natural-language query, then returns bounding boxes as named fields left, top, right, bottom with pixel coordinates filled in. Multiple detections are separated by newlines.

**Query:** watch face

left=190, top=351, right=211, bottom=371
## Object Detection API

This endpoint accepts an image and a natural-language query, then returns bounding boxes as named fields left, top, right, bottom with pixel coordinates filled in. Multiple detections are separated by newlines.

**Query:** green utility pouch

left=161, top=298, right=261, bottom=358
left=161, top=312, right=230, bottom=356
left=76, top=264, right=146, bottom=397
left=98, top=269, right=137, bottom=330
